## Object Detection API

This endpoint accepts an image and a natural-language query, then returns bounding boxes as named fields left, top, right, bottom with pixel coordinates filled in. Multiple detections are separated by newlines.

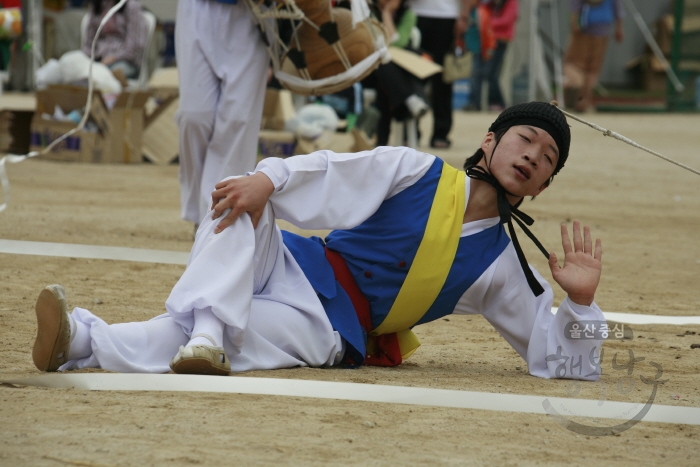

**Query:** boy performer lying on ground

left=32, top=102, right=605, bottom=379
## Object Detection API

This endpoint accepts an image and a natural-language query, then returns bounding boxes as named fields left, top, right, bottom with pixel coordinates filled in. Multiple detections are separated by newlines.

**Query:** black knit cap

left=488, top=101, right=570, bottom=175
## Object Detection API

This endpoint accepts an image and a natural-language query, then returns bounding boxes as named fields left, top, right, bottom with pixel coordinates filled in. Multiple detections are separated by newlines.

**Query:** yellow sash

left=370, top=163, right=466, bottom=359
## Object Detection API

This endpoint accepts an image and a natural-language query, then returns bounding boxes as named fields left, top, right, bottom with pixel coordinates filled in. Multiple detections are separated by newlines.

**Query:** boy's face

left=479, top=125, right=560, bottom=198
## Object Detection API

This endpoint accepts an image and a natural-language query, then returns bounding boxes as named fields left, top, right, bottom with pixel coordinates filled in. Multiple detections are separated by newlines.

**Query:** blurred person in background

left=463, top=0, right=495, bottom=111
left=407, top=0, right=471, bottom=149
left=81, top=0, right=147, bottom=80
left=174, top=0, right=268, bottom=235
left=367, top=0, right=430, bottom=146
left=563, top=0, right=623, bottom=112
left=484, top=0, right=518, bottom=111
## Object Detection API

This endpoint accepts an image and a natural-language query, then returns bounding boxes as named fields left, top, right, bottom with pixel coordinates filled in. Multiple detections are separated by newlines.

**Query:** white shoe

left=169, top=333, right=231, bottom=376
left=405, top=94, right=429, bottom=118
left=32, top=285, right=71, bottom=372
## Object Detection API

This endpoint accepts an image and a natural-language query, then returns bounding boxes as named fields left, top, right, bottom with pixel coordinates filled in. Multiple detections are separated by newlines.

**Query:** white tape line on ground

left=550, top=308, right=700, bottom=326
left=600, top=312, right=700, bottom=326
left=2, top=239, right=699, bottom=326
left=0, top=239, right=189, bottom=265
left=4, top=374, right=699, bottom=426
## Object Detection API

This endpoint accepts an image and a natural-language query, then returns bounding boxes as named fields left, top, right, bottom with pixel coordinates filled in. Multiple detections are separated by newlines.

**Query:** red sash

left=324, top=247, right=403, bottom=366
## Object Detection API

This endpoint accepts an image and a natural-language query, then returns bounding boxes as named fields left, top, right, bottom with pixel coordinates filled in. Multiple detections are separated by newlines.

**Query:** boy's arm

left=547, top=222, right=602, bottom=307
left=455, top=222, right=605, bottom=380
left=211, top=146, right=435, bottom=233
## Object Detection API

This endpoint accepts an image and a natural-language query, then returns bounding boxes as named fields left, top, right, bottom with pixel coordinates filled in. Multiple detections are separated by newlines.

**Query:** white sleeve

left=454, top=243, right=606, bottom=380
left=254, top=147, right=435, bottom=230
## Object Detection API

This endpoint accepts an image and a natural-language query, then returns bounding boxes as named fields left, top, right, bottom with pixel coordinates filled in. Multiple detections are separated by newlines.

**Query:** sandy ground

left=1, top=110, right=699, bottom=466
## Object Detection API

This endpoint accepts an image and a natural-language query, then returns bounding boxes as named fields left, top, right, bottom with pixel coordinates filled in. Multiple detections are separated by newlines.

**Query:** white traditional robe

left=175, top=0, right=269, bottom=223
left=63, top=147, right=605, bottom=379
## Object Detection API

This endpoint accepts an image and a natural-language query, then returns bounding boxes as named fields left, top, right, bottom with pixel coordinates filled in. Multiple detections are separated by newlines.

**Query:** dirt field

left=1, top=110, right=699, bottom=466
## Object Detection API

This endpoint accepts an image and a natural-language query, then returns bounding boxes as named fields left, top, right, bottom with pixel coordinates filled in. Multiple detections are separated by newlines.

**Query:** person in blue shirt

left=563, top=0, right=624, bottom=112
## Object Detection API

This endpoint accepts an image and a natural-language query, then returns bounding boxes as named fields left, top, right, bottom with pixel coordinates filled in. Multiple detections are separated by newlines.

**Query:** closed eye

left=520, top=131, right=554, bottom=165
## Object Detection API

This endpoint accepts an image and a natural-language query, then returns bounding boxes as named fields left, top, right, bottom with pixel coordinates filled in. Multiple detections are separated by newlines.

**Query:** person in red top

left=463, top=0, right=496, bottom=111
left=486, top=0, right=518, bottom=111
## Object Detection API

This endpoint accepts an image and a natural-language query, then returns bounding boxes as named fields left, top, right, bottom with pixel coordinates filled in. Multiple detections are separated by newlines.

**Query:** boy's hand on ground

left=210, top=172, right=275, bottom=233
left=548, top=221, right=602, bottom=306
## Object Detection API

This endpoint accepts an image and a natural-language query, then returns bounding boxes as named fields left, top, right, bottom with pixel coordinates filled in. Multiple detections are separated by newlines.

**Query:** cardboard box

left=0, top=111, right=12, bottom=152
left=626, top=55, right=668, bottom=92
left=2, top=93, right=38, bottom=155
left=142, top=95, right=180, bottom=165
left=388, top=46, right=443, bottom=80
left=141, top=70, right=180, bottom=165
left=0, top=110, right=33, bottom=154
left=262, top=88, right=295, bottom=131
left=655, top=15, right=674, bottom=57
left=30, top=86, right=110, bottom=163
left=30, top=125, right=105, bottom=163
left=106, top=90, right=151, bottom=164
left=258, top=130, right=296, bottom=158
left=30, top=85, right=152, bottom=164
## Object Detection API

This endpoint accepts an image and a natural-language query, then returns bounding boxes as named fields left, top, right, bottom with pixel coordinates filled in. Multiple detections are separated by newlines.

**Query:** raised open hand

left=548, top=221, right=602, bottom=306
left=210, top=172, right=275, bottom=233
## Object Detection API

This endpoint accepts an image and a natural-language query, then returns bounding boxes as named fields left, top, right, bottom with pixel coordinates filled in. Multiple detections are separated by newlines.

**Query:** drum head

left=278, top=11, right=386, bottom=95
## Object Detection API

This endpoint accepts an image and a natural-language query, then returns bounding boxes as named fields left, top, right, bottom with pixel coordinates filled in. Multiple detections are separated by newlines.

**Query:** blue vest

left=283, top=158, right=510, bottom=364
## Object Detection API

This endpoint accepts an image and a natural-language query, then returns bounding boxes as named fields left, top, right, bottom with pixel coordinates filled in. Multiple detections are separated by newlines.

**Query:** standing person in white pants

left=406, top=0, right=471, bottom=149
left=175, top=0, right=269, bottom=229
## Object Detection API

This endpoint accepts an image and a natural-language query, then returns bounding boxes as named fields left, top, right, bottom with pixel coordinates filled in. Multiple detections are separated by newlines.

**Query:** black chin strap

left=466, top=165, right=548, bottom=297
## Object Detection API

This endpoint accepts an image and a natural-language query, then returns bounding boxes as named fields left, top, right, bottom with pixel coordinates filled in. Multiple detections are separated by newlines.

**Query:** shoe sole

left=32, top=286, right=70, bottom=372
left=171, top=357, right=230, bottom=376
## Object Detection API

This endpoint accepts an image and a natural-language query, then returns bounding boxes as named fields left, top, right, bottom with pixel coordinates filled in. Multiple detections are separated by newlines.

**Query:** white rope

left=0, top=0, right=130, bottom=213
left=557, top=105, right=700, bottom=177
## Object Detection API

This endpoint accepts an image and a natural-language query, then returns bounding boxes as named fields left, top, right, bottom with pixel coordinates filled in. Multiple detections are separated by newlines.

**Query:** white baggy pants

left=61, top=201, right=345, bottom=373
left=175, top=0, right=269, bottom=223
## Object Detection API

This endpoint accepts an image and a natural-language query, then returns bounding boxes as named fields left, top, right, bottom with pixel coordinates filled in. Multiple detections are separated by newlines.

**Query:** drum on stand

left=243, top=0, right=390, bottom=96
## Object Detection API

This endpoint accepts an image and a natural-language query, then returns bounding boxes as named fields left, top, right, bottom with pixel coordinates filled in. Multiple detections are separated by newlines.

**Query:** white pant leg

left=60, top=309, right=188, bottom=373
left=165, top=205, right=257, bottom=354
left=199, top=4, right=268, bottom=221
left=175, top=0, right=217, bottom=223
left=60, top=200, right=342, bottom=373
left=168, top=198, right=342, bottom=367
left=62, top=299, right=342, bottom=374
left=230, top=298, right=344, bottom=372
left=175, top=0, right=267, bottom=223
